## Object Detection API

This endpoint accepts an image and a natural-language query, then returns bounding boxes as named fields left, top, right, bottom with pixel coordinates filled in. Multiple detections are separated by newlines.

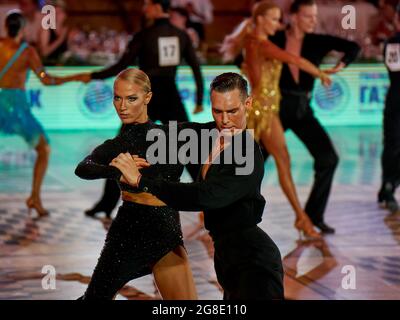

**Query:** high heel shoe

left=85, top=205, right=112, bottom=219
left=26, top=197, right=49, bottom=217
left=295, top=217, right=321, bottom=240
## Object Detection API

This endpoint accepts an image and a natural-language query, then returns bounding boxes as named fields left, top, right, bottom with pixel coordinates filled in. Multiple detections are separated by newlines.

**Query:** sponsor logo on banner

left=313, top=75, right=349, bottom=116
left=78, top=81, right=114, bottom=119
left=359, top=72, right=388, bottom=113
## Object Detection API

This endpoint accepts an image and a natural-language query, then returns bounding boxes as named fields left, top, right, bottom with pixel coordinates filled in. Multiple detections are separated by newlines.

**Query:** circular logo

left=78, top=80, right=114, bottom=119
left=313, top=75, right=349, bottom=115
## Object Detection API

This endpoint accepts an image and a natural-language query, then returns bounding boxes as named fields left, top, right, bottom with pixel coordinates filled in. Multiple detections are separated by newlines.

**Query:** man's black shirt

left=384, top=32, right=400, bottom=88
left=92, top=18, right=204, bottom=106
left=270, top=30, right=361, bottom=93
left=137, top=128, right=266, bottom=238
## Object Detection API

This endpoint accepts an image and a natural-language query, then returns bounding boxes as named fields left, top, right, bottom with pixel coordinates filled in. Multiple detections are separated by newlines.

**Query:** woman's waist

left=0, top=88, right=28, bottom=105
left=121, top=191, right=167, bottom=207
left=251, top=90, right=281, bottom=107
left=0, top=87, right=25, bottom=92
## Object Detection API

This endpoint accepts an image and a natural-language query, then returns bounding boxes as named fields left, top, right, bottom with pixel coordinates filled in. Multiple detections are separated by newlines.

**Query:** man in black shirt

left=379, top=4, right=400, bottom=214
left=110, top=73, right=284, bottom=300
left=82, top=0, right=205, bottom=218
left=90, top=0, right=204, bottom=121
left=270, top=0, right=360, bottom=234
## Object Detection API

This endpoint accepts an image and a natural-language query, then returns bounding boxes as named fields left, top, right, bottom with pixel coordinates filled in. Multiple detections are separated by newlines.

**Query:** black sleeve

left=138, top=146, right=264, bottom=211
left=91, top=34, right=141, bottom=80
left=320, top=34, right=360, bottom=66
left=182, top=34, right=204, bottom=106
left=74, top=135, right=128, bottom=180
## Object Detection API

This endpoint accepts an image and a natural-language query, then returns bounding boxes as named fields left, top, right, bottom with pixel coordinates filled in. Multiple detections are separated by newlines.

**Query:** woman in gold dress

left=221, top=1, right=331, bottom=239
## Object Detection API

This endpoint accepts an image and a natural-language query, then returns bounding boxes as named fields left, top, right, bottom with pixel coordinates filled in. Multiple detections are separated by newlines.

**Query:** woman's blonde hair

left=116, top=68, right=152, bottom=93
left=220, top=1, right=280, bottom=62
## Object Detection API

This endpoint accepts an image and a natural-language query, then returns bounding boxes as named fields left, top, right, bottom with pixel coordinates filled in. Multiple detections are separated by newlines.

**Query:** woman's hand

left=323, top=62, right=346, bottom=75
left=193, top=105, right=204, bottom=114
left=319, top=71, right=332, bottom=88
left=110, top=153, right=142, bottom=187
left=69, top=73, right=91, bottom=83
left=131, top=155, right=151, bottom=170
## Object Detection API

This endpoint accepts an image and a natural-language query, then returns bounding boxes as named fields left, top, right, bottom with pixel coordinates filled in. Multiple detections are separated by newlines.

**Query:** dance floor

left=1, top=126, right=400, bottom=300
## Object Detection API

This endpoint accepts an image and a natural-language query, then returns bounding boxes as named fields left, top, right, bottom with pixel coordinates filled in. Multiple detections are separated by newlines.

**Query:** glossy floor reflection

left=0, top=126, right=399, bottom=299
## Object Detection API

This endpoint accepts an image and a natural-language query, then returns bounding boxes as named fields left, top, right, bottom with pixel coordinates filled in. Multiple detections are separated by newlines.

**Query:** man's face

left=143, top=0, right=159, bottom=21
left=211, top=88, right=251, bottom=134
left=292, top=4, right=318, bottom=33
left=19, top=0, right=37, bottom=16
left=170, top=11, right=186, bottom=29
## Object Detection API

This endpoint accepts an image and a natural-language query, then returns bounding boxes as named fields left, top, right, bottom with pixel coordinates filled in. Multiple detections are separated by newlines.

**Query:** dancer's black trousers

left=263, top=92, right=339, bottom=224
left=381, top=89, right=400, bottom=192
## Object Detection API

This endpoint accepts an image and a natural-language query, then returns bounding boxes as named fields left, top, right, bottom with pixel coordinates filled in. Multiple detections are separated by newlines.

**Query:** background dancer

left=269, top=0, right=361, bottom=233
left=378, top=2, right=400, bottom=214
left=221, top=1, right=331, bottom=238
left=0, top=11, right=79, bottom=217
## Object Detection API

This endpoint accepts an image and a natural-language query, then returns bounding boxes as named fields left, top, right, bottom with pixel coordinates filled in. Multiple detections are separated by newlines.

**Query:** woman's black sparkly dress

left=75, top=121, right=185, bottom=299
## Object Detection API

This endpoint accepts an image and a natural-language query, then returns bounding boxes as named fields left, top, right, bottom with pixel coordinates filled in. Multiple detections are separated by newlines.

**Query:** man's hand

left=323, top=62, right=346, bottom=75
left=193, top=105, right=204, bottom=114
left=319, top=72, right=332, bottom=88
left=110, top=153, right=142, bottom=187
left=70, top=73, right=91, bottom=83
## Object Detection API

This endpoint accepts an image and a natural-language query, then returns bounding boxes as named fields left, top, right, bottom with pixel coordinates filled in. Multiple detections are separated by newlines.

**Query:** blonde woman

left=75, top=68, right=197, bottom=299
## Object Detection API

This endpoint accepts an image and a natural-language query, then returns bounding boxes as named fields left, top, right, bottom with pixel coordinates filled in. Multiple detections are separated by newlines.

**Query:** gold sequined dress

left=243, top=58, right=282, bottom=141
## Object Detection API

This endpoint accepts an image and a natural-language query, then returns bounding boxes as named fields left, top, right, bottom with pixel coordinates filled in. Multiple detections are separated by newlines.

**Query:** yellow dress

left=243, top=58, right=282, bottom=142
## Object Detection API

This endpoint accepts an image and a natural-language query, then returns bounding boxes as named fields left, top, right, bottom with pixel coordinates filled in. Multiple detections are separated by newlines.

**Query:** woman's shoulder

left=21, top=45, right=37, bottom=59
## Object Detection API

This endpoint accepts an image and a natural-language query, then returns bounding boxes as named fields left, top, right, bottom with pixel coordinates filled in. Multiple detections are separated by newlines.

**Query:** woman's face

left=113, top=79, right=151, bottom=124
left=55, top=6, right=67, bottom=23
left=257, top=7, right=281, bottom=36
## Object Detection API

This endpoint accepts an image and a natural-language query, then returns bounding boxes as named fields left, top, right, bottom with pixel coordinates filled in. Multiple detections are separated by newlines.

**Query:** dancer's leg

left=152, top=245, right=197, bottom=299
left=379, top=94, right=400, bottom=212
left=27, top=135, right=50, bottom=216
left=259, top=115, right=320, bottom=238
left=289, top=108, right=339, bottom=225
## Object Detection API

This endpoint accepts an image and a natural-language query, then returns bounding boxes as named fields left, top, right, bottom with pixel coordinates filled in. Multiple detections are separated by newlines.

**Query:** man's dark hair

left=210, top=73, right=249, bottom=101
left=290, top=0, right=316, bottom=14
left=170, top=6, right=189, bottom=20
left=6, top=11, right=26, bottom=38
left=152, top=0, right=170, bottom=12
left=385, top=0, right=400, bottom=12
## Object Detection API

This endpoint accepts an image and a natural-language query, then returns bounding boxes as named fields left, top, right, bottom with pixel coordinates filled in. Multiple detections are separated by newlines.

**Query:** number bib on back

left=386, top=43, right=400, bottom=72
left=158, top=37, right=180, bottom=67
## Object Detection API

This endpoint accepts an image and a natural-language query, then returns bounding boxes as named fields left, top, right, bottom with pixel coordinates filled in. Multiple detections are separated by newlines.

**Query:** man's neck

left=287, top=25, right=305, bottom=40
left=155, top=13, right=170, bottom=20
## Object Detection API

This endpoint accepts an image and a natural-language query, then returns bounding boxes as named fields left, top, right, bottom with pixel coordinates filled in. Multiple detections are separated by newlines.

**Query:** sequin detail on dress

left=244, top=59, right=282, bottom=141
left=0, top=89, right=49, bottom=146
left=75, top=121, right=185, bottom=299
